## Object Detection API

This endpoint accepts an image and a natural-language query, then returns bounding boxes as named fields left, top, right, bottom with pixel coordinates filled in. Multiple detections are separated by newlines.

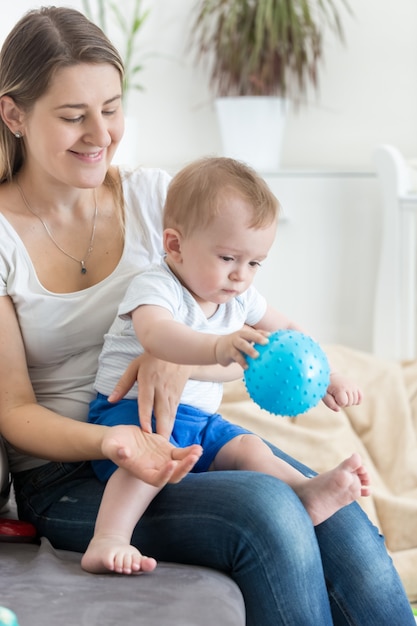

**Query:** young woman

left=0, top=7, right=413, bottom=625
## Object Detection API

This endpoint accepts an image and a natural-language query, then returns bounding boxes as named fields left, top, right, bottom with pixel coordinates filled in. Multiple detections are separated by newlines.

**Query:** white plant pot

left=215, top=96, right=288, bottom=172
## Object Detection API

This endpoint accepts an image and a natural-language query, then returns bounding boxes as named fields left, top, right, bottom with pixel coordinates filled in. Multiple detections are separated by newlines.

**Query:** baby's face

left=174, top=196, right=277, bottom=307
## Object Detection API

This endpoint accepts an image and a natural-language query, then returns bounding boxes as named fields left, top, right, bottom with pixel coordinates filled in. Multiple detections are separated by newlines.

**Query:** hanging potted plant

left=81, top=0, right=150, bottom=165
left=191, top=0, right=352, bottom=171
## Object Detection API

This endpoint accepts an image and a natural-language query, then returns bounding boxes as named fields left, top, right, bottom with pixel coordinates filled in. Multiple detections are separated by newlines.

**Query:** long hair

left=0, top=6, right=124, bottom=184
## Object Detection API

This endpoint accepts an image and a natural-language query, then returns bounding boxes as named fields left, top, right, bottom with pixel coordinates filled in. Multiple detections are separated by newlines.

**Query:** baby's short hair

left=163, top=157, right=280, bottom=236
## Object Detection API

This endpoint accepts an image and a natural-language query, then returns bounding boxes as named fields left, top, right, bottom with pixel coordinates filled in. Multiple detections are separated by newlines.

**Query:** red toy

left=0, top=518, right=37, bottom=542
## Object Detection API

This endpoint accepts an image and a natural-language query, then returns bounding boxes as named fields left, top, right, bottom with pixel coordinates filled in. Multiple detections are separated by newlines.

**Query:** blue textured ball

left=0, top=607, right=19, bottom=626
left=244, top=330, right=330, bottom=417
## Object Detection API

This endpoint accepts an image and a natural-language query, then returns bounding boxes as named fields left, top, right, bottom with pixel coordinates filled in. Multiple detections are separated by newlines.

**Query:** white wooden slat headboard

left=373, top=145, right=417, bottom=361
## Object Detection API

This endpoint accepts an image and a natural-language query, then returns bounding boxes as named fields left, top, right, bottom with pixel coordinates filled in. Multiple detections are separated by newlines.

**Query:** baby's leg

left=81, top=467, right=160, bottom=574
left=212, top=435, right=370, bottom=526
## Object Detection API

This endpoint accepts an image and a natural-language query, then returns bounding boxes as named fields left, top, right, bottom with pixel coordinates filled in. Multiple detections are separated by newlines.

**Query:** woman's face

left=20, top=63, right=124, bottom=189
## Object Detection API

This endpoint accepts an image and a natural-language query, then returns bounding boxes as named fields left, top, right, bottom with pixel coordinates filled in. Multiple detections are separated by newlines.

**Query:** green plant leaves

left=81, top=0, right=149, bottom=98
left=191, top=0, right=352, bottom=100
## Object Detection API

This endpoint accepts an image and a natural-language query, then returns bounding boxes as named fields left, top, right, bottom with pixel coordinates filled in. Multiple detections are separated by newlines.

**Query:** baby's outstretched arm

left=133, top=304, right=268, bottom=368
left=322, top=372, right=363, bottom=411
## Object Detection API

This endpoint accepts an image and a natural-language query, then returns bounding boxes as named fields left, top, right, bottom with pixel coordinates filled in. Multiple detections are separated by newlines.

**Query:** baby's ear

left=163, top=228, right=182, bottom=261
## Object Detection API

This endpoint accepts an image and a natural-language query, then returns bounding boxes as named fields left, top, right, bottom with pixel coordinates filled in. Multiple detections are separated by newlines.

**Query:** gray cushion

left=0, top=441, right=245, bottom=624
left=1, top=538, right=245, bottom=626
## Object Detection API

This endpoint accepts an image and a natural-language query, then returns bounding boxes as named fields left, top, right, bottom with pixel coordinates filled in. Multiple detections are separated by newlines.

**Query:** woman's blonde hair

left=0, top=6, right=124, bottom=186
left=163, top=157, right=280, bottom=236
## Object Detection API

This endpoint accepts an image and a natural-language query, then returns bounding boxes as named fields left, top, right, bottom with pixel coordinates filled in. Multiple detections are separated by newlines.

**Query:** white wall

left=5, top=0, right=415, bottom=171
left=253, top=172, right=381, bottom=352
left=116, top=0, right=417, bottom=171
left=2, top=0, right=415, bottom=352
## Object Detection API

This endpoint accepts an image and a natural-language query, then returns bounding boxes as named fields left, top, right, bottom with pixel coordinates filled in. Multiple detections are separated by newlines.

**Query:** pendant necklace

left=15, top=180, right=98, bottom=275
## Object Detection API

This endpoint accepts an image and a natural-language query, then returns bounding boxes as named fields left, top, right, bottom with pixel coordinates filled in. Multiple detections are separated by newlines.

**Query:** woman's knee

left=213, top=472, right=316, bottom=552
left=315, top=502, right=393, bottom=581
left=144, top=471, right=315, bottom=554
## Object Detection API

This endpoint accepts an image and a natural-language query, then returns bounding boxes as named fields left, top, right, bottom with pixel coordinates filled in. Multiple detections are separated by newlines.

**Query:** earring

left=14, top=131, right=22, bottom=139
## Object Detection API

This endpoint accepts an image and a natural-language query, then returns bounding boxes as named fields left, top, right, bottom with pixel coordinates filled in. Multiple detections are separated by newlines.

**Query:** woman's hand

left=102, top=424, right=202, bottom=487
left=108, top=354, right=191, bottom=438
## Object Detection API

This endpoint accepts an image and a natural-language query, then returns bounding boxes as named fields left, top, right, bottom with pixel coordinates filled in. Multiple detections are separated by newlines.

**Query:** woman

left=0, top=7, right=413, bottom=625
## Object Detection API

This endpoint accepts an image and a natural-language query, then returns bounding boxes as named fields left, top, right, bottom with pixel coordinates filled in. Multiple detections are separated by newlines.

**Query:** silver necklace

left=16, top=180, right=98, bottom=275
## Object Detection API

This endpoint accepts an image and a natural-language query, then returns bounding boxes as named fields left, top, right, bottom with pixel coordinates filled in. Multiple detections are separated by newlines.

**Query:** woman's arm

left=0, top=296, right=201, bottom=485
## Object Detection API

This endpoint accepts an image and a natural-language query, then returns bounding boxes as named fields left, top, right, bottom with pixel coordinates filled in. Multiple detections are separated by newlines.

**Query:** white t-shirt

left=0, top=167, right=170, bottom=472
left=95, top=262, right=267, bottom=413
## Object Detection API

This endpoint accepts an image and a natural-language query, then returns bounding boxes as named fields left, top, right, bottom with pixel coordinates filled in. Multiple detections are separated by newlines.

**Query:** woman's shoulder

left=117, top=165, right=172, bottom=224
left=118, top=165, right=172, bottom=194
left=0, top=181, right=23, bottom=230
left=115, top=166, right=169, bottom=261
left=0, top=211, right=22, bottom=250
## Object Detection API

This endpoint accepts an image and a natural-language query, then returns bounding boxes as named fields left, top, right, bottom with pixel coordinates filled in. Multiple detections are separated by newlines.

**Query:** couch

left=0, top=440, right=245, bottom=626
left=2, top=343, right=417, bottom=624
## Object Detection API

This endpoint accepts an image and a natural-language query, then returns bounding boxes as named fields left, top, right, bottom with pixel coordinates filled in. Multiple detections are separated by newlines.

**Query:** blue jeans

left=13, top=444, right=414, bottom=626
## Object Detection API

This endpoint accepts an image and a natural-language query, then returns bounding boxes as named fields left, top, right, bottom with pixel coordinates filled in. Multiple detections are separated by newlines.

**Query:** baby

left=82, top=157, right=369, bottom=575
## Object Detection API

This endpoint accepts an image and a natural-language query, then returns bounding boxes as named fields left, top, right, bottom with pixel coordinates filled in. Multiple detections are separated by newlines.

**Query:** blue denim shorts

left=88, top=394, right=251, bottom=481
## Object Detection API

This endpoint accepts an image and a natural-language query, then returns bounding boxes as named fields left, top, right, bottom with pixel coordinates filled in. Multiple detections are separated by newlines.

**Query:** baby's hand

left=322, top=372, right=363, bottom=412
left=214, top=328, right=269, bottom=368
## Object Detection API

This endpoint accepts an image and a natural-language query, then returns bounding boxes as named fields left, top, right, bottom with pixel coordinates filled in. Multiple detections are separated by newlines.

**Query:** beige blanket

left=219, top=344, right=417, bottom=602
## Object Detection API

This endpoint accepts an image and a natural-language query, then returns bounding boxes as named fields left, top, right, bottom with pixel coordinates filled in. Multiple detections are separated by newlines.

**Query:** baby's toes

left=130, top=553, right=143, bottom=572
left=141, top=555, right=157, bottom=572
left=113, top=551, right=131, bottom=574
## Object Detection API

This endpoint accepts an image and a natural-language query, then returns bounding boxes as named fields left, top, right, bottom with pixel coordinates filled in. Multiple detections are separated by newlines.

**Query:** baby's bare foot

left=81, top=535, right=157, bottom=575
left=295, top=453, right=371, bottom=526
